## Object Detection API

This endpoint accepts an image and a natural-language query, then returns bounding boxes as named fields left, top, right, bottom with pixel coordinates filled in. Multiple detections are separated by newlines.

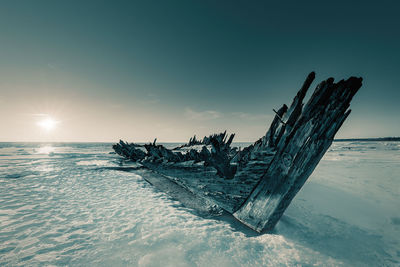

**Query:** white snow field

left=0, top=141, right=399, bottom=266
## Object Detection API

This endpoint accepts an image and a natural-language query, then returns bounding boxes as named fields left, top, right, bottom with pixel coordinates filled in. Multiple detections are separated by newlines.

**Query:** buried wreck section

left=113, top=72, right=362, bottom=233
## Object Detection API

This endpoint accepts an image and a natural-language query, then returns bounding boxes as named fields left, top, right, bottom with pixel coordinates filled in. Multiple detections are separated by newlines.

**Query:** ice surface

left=0, top=142, right=399, bottom=266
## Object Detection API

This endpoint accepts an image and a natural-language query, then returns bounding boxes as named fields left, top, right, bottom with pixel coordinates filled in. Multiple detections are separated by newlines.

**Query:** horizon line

left=0, top=137, right=399, bottom=143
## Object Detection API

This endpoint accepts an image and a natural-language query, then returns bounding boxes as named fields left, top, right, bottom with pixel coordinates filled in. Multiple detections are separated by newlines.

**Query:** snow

left=0, top=141, right=399, bottom=266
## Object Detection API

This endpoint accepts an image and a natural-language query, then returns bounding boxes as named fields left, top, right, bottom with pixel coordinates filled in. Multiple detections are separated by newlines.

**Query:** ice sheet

left=0, top=142, right=398, bottom=266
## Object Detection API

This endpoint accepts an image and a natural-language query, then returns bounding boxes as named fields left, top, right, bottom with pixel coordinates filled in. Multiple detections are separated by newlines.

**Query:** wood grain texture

left=113, top=72, right=362, bottom=232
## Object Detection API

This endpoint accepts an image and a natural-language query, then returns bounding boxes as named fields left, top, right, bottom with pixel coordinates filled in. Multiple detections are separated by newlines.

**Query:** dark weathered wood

left=233, top=76, right=362, bottom=232
left=113, top=72, right=362, bottom=232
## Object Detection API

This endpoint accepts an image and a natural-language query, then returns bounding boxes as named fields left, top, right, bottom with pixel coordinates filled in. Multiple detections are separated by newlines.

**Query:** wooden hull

left=113, top=72, right=362, bottom=232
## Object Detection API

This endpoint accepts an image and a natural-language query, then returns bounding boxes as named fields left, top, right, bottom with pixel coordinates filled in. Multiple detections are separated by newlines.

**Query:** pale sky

left=0, top=1, right=399, bottom=142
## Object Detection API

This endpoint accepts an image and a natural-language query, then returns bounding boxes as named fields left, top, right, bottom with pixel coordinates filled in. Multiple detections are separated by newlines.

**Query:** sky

left=0, top=0, right=399, bottom=142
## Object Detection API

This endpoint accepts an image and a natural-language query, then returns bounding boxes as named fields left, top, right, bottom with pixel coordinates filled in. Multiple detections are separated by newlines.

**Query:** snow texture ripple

left=0, top=142, right=399, bottom=266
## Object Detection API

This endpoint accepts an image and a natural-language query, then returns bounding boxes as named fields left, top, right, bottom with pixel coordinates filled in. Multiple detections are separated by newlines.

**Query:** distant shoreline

left=1, top=137, right=400, bottom=143
left=334, top=137, right=400, bottom=142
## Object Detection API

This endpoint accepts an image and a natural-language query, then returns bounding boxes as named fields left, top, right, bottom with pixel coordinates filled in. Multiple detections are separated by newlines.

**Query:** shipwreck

left=113, top=72, right=362, bottom=232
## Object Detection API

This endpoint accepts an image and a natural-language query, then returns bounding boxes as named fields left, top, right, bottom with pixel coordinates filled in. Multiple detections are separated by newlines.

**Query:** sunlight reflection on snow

left=36, top=145, right=55, bottom=155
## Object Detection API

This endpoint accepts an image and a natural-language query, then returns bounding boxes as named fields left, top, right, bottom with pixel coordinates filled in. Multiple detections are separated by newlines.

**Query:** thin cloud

left=184, top=107, right=222, bottom=121
left=232, top=112, right=272, bottom=121
left=47, top=63, right=57, bottom=70
left=145, top=98, right=160, bottom=104
left=144, top=93, right=160, bottom=104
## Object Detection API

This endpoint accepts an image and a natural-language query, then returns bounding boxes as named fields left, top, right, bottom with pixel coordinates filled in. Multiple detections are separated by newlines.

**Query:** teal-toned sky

left=0, top=0, right=399, bottom=142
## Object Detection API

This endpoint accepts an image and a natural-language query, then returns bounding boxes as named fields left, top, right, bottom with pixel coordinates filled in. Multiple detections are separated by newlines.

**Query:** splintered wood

left=113, top=72, right=362, bottom=232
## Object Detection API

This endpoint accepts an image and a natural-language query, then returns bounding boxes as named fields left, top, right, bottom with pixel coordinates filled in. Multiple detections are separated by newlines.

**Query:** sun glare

left=37, top=117, right=59, bottom=131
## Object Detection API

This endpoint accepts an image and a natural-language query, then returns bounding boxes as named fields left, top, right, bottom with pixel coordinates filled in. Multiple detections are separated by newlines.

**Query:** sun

left=37, top=117, right=59, bottom=131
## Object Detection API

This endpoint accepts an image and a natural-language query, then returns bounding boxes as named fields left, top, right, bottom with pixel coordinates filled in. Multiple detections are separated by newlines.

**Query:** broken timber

left=113, top=72, right=362, bottom=232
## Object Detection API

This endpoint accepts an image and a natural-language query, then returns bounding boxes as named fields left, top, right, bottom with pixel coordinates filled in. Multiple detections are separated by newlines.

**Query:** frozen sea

left=0, top=141, right=399, bottom=266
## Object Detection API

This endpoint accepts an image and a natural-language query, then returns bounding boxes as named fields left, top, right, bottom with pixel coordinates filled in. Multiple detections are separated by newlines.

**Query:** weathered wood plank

left=113, top=72, right=362, bottom=233
left=233, top=76, right=362, bottom=232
